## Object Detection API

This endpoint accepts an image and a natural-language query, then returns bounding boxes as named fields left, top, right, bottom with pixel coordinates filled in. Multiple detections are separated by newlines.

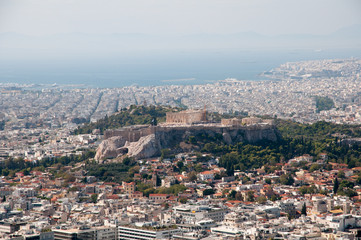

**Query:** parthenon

left=165, top=109, right=207, bottom=125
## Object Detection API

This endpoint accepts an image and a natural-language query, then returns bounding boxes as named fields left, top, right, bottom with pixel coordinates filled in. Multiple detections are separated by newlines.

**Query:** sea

left=0, top=48, right=361, bottom=88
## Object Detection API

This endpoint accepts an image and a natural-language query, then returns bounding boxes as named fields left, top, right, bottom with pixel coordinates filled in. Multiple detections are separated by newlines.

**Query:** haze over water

left=1, top=48, right=361, bottom=88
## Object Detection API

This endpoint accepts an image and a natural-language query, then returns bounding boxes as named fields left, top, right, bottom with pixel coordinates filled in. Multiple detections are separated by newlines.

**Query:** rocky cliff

left=95, top=124, right=280, bottom=161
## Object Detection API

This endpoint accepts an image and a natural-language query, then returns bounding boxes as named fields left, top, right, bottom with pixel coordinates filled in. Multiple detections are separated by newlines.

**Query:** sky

left=0, top=0, right=361, bottom=86
left=1, top=0, right=361, bottom=36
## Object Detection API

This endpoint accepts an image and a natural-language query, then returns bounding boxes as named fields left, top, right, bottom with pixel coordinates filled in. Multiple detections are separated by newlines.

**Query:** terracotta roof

left=149, top=194, right=168, bottom=197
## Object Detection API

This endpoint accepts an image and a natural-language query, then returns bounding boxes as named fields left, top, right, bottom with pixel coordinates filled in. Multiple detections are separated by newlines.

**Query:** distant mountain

left=330, top=24, right=361, bottom=38
left=0, top=25, right=360, bottom=60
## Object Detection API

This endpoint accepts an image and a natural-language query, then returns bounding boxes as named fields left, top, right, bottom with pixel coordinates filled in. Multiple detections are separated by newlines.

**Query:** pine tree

left=333, top=178, right=339, bottom=194
left=301, top=202, right=307, bottom=215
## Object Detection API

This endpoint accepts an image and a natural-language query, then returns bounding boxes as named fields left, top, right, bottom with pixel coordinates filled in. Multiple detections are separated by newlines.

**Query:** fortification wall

left=221, top=118, right=243, bottom=126
left=166, top=110, right=206, bottom=124
left=105, top=123, right=277, bottom=144
left=104, top=125, right=155, bottom=142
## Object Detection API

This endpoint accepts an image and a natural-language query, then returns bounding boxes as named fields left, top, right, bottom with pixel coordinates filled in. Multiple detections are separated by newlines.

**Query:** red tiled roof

left=149, top=194, right=167, bottom=197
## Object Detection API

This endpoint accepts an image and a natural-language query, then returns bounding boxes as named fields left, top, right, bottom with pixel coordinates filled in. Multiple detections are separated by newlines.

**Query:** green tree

left=256, top=196, right=267, bottom=204
left=188, top=136, right=197, bottom=145
left=228, top=190, right=237, bottom=200
left=247, top=191, right=255, bottom=202
left=314, top=96, right=335, bottom=113
left=264, top=178, right=272, bottom=184
left=188, top=171, right=197, bottom=182
left=91, top=194, right=98, bottom=203
left=309, top=164, right=320, bottom=172
left=301, top=203, right=307, bottom=215
left=203, top=189, right=215, bottom=196
left=235, top=191, right=243, bottom=201
left=194, top=164, right=203, bottom=173
left=337, top=171, right=345, bottom=179
left=280, top=174, right=294, bottom=186
left=333, top=178, right=339, bottom=194
left=161, top=149, right=172, bottom=160
left=177, top=161, right=184, bottom=171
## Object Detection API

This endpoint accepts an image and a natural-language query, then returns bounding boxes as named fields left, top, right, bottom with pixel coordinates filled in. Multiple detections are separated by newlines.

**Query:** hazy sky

left=1, top=0, right=360, bottom=36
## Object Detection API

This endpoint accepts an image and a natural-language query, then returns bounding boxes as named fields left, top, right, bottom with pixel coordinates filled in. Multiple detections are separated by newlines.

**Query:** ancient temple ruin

left=165, top=109, right=207, bottom=125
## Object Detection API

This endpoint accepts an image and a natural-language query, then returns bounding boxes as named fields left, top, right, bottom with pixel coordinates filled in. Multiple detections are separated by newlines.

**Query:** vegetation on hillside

left=196, top=119, right=361, bottom=174
left=73, top=105, right=178, bottom=134
left=85, top=158, right=136, bottom=183
left=0, top=150, right=95, bottom=179
left=276, top=119, right=361, bottom=139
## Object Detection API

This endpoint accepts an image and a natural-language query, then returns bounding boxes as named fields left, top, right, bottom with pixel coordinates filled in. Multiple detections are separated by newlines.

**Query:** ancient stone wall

left=166, top=110, right=206, bottom=124
left=105, top=123, right=277, bottom=144
left=241, top=117, right=262, bottom=125
left=104, top=125, right=155, bottom=141
left=221, top=118, right=243, bottom=126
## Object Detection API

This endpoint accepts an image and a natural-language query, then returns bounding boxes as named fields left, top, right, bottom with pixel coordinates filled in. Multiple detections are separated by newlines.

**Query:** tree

left=64, top=174, right=76, bottom=183
left=188, top=171, right=197, bottom=182
left=301, top=203, right=307, bottom=215
left=228, top=190, right=237, bottom=200
left=247, top=191, right=255, bottom=202
left=264, top=178, right=272, bottom=184
left=91, top=194, right=98, bottom=203
left=177, top=161, right=184, bottom=171
left=314, top=96, right=335, bottom=113
left=161, top=149, right=172, bottom=160
left=309, top=164, right=320, bottom=172
left=256, top=196, right=267, bottom=204
left=337, top=171, right=345, bottom=179
left=299, top=185, right=317, bottom=195
left=280, top=174, right=294, bottom=186
left=194, top=164, right=203, bottom=173
left=156, top=175, right=161, bottom=187
left=203, top=189, right=215, bottom=196
left=333, top=178, right=339, bottom=194
left=235, top=191, right=243, bottom=201
left=188, top=136, right=197, bottom=145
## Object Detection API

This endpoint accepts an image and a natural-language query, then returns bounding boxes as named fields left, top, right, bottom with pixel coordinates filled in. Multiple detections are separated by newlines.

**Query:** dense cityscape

left=0, top=58, right=360, bottom=239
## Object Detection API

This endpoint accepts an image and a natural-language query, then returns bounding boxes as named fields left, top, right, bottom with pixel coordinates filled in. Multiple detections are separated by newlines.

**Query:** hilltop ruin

left=95, top=110, right=279, bottom=161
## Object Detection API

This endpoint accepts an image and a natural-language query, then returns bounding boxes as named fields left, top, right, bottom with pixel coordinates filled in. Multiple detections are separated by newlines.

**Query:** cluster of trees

left=0, top=150, right=95, bottom=178
left=227, top=188, right=279, bottom=203
left=73, top=105, right=178, bottom=134
left=333, top=177, right=357, bottom=198
left=136, top=183, right=187, bottom=197
left=199, top=120, right=361, bottom=175
left=276, top=120, right=361, bottom=140
left=84, top=158, right=136, bottom=183
left=314, top=96, right=335, bottom=113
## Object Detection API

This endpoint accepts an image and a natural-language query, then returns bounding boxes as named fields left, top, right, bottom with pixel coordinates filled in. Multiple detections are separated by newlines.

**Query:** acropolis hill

left=95, top=110, right=279, bottom=161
